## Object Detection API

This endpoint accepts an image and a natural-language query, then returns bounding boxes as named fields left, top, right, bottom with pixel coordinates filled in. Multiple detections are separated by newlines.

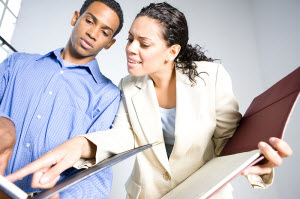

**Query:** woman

left=7, top=2, right=292, bottom=199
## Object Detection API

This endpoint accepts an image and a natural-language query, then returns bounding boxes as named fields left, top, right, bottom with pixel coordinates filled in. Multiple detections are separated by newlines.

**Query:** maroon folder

left=220, top=67, right=300, bottom=156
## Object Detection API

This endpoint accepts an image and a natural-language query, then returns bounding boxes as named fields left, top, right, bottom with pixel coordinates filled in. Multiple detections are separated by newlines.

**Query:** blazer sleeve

left=212, top=64, right=273, bottom=188
left=74, top=78, right=136, bottom=169
left=213, top=64, right=242, bottom=156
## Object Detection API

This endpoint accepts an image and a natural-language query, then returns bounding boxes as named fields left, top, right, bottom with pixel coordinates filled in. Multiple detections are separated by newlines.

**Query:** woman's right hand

left=6, top=136, right=96, bottom=189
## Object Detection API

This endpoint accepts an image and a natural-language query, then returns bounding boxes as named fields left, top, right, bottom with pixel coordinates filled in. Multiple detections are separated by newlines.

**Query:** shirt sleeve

left=59, top=89, right=121, bottom=199
left=73, top=78, right=136, bottom=168
left=0, top=54, right=16, bottom=124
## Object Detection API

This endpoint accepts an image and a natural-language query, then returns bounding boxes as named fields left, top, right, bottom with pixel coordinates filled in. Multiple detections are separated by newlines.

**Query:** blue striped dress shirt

left=0, top=48, right=121, bottom=198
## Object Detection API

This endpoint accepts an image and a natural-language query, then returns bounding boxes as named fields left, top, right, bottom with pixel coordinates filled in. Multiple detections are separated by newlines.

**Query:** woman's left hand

left=241, top=137, right=293, bottom=176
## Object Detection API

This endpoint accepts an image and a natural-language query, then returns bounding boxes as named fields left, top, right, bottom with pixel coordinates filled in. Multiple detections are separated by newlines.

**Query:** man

left=0, top=0, right=123, bottom=198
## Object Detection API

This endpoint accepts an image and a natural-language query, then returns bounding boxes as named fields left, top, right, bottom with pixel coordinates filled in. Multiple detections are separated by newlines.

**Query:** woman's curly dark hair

left=136, top=2, right=214, bottom=83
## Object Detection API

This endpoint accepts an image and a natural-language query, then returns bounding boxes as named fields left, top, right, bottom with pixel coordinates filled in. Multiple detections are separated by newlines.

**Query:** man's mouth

left=80, top=38, right=93, bottom=49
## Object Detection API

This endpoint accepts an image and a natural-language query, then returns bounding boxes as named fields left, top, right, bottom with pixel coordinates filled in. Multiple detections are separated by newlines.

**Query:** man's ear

left=71, top=11, right=80, bottom=26
left=105, top=38, right=116, bottom=50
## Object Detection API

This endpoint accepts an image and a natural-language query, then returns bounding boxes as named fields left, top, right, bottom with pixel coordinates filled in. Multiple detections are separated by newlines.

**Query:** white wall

left=11, top=0, right=300, bottom=198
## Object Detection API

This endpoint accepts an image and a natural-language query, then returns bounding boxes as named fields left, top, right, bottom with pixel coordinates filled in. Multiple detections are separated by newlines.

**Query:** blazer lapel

left=171, top=69, right=208, bottom=157
left=132, top=75, right=171, bottom=173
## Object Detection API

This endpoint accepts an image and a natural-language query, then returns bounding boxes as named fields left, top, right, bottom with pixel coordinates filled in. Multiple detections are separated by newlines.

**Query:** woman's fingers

left=37, top=153, right=80, bottom=185
left=31, top=168, right=60, bottom=189
left=269, top=137, right=293, bottom=158
left=242, top=138, right=292, bottom=176
left=258, top=141, right=282, bottom=167
left=6, top=153, right=57, bottom=182
left=241, top=163, right=273, bottom=176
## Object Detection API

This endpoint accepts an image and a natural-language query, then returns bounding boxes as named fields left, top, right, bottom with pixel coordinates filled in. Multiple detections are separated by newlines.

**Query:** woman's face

left=126, top=16, right=171, bottom=77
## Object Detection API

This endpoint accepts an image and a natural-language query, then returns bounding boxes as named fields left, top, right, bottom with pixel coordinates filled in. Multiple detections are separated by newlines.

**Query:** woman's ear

left=166, top=44, right=181, bottom=62
left=71, top=11, right=80, bottom=26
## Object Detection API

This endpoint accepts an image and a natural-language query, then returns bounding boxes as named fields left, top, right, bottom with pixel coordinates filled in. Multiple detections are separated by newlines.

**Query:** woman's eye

left=127, top=38, right=133, bottom=43
left=141, top=43, right=150, bottom=48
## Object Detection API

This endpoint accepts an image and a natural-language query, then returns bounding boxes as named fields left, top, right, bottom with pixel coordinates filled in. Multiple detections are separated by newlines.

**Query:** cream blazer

left=75, top=62, right=271, bottom=199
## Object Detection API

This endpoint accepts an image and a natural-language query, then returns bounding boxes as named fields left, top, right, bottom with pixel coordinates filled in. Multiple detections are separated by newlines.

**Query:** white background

left=11, top=0, right=300, bottom=198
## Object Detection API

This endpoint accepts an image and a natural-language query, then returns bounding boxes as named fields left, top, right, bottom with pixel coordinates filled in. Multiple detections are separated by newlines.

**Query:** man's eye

left=102, top=31, right=109, bottom=37
left=86, top=19, right=93, bottom=24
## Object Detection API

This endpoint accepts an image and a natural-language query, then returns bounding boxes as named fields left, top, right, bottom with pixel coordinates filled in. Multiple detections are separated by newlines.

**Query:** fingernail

left=259, top=142, right=266, bottom=148
left=270, top=137, right=276, bottom=143
left=40, top=176, right=49, bottom=185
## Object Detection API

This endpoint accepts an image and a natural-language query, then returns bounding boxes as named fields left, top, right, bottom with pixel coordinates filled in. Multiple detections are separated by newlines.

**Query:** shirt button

left=163, top=172, right=171, bottom=181
left=60, top=70, right=64, bottom=74
left=49, top=91, right=53, bottom=95
left=37, top=115, right=42, bottom=119
left=26, top=143, right=30, bottom=147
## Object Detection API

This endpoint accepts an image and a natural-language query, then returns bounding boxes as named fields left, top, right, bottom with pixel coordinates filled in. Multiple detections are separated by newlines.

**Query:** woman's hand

left=6, top=136, right=96, bottom=189
left=241, top=137, right=292, bottom=176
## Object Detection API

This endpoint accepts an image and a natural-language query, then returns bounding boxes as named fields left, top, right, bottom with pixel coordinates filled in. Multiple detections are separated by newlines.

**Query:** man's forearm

left=0, top=117, right=16, bottom=153
left=0, top=117, right=16, bottom=174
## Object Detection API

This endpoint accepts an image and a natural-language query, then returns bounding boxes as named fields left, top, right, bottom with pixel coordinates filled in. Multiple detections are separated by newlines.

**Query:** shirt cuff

left=246, top=168, right=274, bottom=189
left=73, top=158, right=96, bottom=169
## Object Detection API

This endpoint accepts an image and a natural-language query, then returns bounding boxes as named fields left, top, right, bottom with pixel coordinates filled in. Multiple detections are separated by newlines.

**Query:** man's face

left=69, top=1, right=119, bottom=59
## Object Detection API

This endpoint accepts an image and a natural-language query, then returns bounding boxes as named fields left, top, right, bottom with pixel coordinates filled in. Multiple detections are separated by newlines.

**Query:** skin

left=126, top=16, right=180, bottom=108
left=1, top=2, right=119, bottom=198
left=6, top=16, right=293, bottom=194
left=0, top=117, right=16, bottom=175
left=62, top=1, right=119, bottom=65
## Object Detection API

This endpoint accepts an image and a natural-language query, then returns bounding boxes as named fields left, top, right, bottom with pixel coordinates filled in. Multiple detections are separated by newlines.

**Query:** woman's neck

left=151, top=63, right=177, bottom=109
left=150, top=63, right=175, bottom=89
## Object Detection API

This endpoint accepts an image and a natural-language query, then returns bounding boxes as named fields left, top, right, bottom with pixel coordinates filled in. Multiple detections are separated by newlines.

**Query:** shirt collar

left=36, top=48, right=103, bottom=84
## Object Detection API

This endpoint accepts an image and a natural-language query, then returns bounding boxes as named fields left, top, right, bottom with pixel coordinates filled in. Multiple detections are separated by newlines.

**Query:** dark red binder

left=220, top=67, right=300, bottom=156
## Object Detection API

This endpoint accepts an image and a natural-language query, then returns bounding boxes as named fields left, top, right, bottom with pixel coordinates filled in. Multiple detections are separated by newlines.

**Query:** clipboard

left=1, top=143, right=156, bottom=199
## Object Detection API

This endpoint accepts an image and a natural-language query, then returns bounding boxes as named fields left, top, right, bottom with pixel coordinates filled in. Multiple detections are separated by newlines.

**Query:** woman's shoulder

left=119, top=74, right=148, bottom=91
left=193, top=61, right=222, bottom=72
left=121, top=74, right=144, bottom=85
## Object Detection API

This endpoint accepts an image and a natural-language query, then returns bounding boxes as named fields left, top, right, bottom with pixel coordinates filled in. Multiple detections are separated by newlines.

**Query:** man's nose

left=86, top=27, right=100, bottom=41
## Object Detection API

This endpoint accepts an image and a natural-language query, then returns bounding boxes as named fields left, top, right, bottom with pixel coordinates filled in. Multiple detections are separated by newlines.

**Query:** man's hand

left=0, top=117, right=16, bottom=175
left=241, top=137, right=292, bottom=176
left=6, top=136, right=96, bottom=190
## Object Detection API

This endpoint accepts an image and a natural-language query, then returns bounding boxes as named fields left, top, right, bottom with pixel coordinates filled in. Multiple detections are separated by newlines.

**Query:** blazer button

left=163, top=172, right=171, bottom=181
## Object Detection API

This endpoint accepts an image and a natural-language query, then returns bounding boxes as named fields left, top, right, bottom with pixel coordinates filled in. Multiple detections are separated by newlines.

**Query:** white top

left=159, top=107, right=176, bottom=158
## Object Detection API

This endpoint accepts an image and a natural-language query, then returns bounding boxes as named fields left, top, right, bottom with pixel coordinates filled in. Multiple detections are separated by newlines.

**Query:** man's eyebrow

left=86, top=13, right=114, bottom=33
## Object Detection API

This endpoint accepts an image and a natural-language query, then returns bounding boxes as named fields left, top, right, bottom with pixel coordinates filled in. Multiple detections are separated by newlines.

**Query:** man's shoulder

left=8, top=52, right=43, bottom=63
left=96, top=74, right=120, bottom=97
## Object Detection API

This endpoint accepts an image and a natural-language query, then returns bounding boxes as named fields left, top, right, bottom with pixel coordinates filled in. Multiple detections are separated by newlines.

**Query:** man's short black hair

left=79, top=0, right=123, bottom=37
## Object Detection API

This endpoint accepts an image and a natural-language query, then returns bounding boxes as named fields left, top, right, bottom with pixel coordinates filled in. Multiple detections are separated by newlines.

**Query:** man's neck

left=61, top=41, right=95, bottom=65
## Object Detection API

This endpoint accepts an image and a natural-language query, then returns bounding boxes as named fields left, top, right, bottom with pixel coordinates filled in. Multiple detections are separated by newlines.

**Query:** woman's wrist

left=73, top=136, right=97, bottom=159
